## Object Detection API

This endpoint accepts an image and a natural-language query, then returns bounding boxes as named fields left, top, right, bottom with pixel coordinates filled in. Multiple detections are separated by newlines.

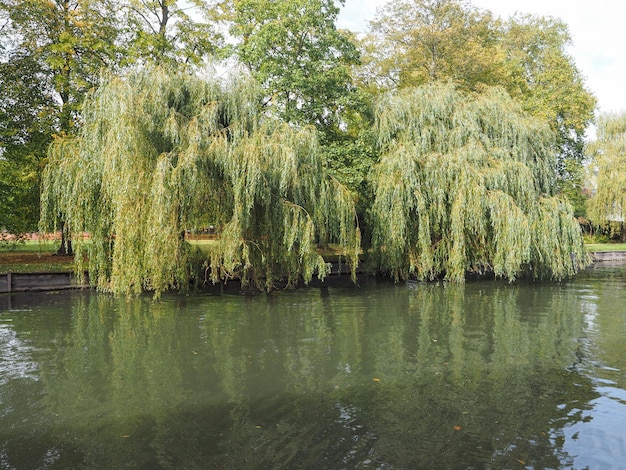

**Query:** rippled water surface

left=1, top=266, right=625, bottom=469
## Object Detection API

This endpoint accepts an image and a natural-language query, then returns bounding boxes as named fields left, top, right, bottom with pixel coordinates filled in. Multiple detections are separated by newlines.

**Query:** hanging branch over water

left=40, top=68, right=360, bottom=295
left=368, top=83, right=588, bottom=282
left=586, top=112, right=626, bottom=240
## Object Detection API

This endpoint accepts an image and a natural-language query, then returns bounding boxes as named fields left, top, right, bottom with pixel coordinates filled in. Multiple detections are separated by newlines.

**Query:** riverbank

left=1, top=250, right=625, bottom=294
left=590, top=251, right=626, bottom=263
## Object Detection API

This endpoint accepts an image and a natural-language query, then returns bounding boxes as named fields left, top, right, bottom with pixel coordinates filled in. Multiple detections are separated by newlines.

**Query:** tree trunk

left=56, top=220, right=73, bottom=256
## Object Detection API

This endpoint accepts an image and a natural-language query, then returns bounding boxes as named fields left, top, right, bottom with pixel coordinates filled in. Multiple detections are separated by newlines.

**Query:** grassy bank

left=585, top=243, right=626, bottom=252
left=0, top=241, right=73, bottom=273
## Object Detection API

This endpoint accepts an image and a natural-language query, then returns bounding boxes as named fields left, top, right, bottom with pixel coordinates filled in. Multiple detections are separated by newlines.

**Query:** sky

left=337, top=0, right=626, bottom=122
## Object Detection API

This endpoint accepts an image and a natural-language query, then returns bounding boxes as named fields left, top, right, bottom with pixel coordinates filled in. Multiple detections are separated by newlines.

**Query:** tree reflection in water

left=1, top=270, right=624, bottom=468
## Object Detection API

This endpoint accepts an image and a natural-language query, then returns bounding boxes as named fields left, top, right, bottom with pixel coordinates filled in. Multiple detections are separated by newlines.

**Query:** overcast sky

left=338, top=0, right=626, bottom=122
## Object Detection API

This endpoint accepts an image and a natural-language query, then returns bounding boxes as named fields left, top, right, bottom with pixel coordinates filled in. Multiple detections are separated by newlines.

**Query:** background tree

left=228, top=0, right=359, bottom=136
left=0, top=53, right=56, bottom=235
left=368, top=83, right=588, bottom=282
left=40, top=68, right=361, bottom=295
left=227, top=0, right=373, bottom=237
left=2, top=0, right=122, bottom=131
left=364, top=0, right=505, bottom=92
left=586, top=112, right=626, bottom=241
left=0, top=0, right=121, bottom=247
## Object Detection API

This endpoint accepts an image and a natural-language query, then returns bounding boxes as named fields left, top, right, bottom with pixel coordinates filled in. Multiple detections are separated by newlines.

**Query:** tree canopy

left=229, top=0, right=359, bottom=134
left=368, top=83, right=588, bottom=282
left=123, top=0, right=224, bottom=66
left=0, top=53, right=56, bottom=234
left=40, top=68, right=361, bottom=295
left=502, top=15, right=596, bottom=205
left=364, top=0, right=504, bottom=91
left=1, top=0, right=121, bottom=131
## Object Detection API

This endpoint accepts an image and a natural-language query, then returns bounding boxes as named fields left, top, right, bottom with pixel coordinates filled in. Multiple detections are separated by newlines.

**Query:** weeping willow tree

left=40, top=68, right=360, bottom=295
left=586, top=112, right=626, bottom=241
left=368, top=83, right=588, bottom=282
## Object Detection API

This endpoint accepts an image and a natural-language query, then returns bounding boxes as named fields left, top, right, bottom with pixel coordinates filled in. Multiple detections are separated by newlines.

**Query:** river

left=1, top=266, right=625, bottom=469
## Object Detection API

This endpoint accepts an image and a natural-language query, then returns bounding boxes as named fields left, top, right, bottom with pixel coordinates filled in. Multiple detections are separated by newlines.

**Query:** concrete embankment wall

left=590, top=251, right=626, bottom=263
left=0, top=272, right=88, bottom=294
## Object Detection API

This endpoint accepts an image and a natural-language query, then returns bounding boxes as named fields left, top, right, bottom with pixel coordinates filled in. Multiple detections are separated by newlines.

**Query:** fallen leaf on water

left=453, top=425, right=462, bottom=431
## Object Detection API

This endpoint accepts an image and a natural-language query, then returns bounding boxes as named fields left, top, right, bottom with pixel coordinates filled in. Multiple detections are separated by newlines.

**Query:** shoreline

left=589, top=251, right=626, bottom=263
left=1, top=252, right=625, bottom=295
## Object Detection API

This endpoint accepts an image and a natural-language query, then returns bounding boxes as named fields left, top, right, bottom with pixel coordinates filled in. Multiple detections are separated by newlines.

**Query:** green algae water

left=1, top=267, right=625, bottom=469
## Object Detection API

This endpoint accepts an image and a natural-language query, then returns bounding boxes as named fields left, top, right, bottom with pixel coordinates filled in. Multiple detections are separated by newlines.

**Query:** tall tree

left=586, top=112, right=626, bottom=241
left=364, top=0, right=505, bottom=91
left=226, top=0, right=372, bottom=237
left=228, top=0, right=359, bottom=135
left=0, top=0, right=121, bottom=244
left=40, top=68, right=361, bottom=295
left=368, top=83, right=588, bottom=282
left=0, top=53, right=56, bottom=234
left=1, top=0, right=122, bottom=130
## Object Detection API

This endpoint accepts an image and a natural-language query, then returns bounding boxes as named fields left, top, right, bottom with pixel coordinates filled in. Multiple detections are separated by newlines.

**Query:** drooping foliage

left=40, top=68, right=360, bottom=295
left=586, top=112, right=626, bottom=240
left=368, top=83, right=588, bottom=282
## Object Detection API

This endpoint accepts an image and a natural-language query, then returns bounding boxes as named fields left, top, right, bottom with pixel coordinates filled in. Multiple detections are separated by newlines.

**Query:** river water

left=1, top=266, right=625, bottom=469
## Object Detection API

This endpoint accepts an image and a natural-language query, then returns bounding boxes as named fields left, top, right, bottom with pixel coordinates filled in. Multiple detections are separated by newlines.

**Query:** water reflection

left=0, top=270, right=624, bottom=468
left=553, top=267, right=626, bottom=469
